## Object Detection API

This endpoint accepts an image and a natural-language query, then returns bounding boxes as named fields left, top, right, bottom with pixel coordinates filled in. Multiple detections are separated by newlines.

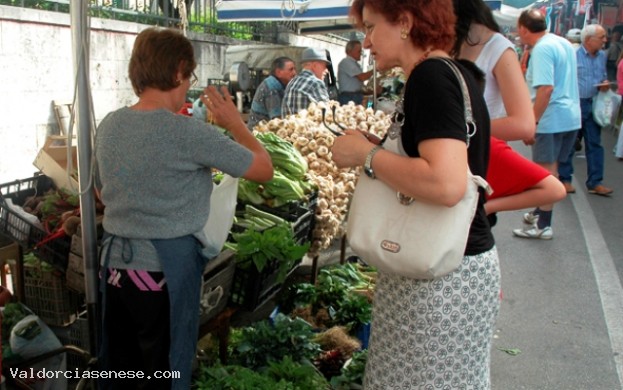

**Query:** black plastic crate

left=0, top=175, right=71, bottom=271
left=292, top=210, right=314, bottom=244
left=50, top=311, right=90, bottom=371
left=23, top=262, right=83, bottom=326
left=240, top=190, right=318, bottom=222
left=199, top=250, right=236, bottom=324
left=228, top=256, right=301, bottom=311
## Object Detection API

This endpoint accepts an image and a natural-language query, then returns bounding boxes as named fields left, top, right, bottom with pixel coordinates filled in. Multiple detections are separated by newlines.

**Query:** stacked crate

left=228, top=193, right=317, bottom=311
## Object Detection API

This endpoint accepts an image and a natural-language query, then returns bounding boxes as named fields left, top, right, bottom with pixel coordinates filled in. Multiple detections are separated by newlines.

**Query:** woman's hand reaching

left=200, top=86, right=244, bottom=130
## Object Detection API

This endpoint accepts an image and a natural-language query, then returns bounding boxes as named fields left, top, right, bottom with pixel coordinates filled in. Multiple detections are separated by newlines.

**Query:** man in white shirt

left=337, top=40, right=373, bottom=105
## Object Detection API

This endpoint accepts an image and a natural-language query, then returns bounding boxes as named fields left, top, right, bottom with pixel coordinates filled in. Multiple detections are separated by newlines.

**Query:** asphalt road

left=490, top=127, right=623, bottom=390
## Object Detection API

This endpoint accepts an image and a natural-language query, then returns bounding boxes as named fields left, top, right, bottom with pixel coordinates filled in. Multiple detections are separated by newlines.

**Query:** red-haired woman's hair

left=350, top=0, right=456, bottom=52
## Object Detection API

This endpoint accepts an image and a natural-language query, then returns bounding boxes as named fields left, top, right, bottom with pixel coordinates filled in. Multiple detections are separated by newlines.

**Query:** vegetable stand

left=0, top=99, right=392, bottom=387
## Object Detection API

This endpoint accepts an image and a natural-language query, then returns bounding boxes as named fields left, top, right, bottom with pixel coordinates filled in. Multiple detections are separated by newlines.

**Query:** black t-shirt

left=400, top=58, right=495, bottom=255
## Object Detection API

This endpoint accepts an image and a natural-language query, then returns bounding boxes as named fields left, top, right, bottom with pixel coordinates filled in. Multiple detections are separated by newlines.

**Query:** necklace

left=387, top=50, right=431, bottom=140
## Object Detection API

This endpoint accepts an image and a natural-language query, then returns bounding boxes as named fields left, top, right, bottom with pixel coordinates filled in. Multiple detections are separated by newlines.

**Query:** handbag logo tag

left=380, top=240, right=401, bottom=253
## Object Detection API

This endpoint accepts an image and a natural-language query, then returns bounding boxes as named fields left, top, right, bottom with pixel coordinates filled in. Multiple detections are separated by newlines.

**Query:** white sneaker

left=513, top=226, right=553, bottom=240
left=523, top=211, right=539, bottom=225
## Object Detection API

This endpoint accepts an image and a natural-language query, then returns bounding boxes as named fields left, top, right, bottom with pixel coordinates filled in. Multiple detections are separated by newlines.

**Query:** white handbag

left=346, top=58, right=491, bottom=279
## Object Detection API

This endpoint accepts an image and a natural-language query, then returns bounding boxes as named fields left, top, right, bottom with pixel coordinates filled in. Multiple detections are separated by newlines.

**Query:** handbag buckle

left=396, top=192, right=414, bottom=205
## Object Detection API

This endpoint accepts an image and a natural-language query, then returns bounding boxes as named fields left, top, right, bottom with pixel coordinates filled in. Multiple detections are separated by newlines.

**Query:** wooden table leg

left=198, top=307, right=237, bottom=364
left=340, top=234, right=347, bottom=264
left=310, top=255, right=319, bottom=284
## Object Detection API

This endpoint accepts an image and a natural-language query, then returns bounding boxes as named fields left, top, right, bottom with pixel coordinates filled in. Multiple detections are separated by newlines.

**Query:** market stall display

left=194, top=261, right=376, bottom=389
left=252, top=100, right=391, bottom=255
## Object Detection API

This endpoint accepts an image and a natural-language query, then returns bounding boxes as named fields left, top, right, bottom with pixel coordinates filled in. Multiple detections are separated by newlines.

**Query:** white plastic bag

left=616, top=121, right=623, bottom=158
left=10, top=314, right=67, bottom=390
left=202, top=174, right=238, bottom=259
left=5, top=198, right=43, bottom=242
left=592, top=89, right=622, bottom=127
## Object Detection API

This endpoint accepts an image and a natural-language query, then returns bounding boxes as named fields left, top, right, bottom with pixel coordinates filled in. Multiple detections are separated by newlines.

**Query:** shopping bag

left=592, top=89, right=621, bottom=127
left=202, top=174, right=238, bottom=258
left=616, top=121, right=623, bottom=158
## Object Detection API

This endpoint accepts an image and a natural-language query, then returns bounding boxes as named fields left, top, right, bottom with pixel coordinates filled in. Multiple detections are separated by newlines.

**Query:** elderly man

left=337, top=40, right=373, bottom=105
left=558, top=24, right=613, bottom=196
left=512, top=9, right=581, bottom=240
left=247, top=56, right=296, bottom=130
left=282, top=47, right=331, bottom=116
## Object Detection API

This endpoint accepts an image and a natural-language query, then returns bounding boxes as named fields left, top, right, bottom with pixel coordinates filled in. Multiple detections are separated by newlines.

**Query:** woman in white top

left=451, top=0, right=566, bottom=230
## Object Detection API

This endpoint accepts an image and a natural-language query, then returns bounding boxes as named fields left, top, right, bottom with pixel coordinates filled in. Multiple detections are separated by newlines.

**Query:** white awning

left=215, top=0, right=352, bottom=22
left=215, top=0, right=525, bottom=32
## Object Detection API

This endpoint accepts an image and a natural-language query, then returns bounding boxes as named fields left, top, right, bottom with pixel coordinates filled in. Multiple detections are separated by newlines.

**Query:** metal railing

left=0, top=0, right=291, bottom=43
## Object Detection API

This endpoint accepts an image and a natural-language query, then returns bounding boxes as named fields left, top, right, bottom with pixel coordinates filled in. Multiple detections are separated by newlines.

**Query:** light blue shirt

left=338, top=56, right=364, bottom=93
left=576, top=45, right=607, bottom=98
left=526, top=33, right=581, bottom=134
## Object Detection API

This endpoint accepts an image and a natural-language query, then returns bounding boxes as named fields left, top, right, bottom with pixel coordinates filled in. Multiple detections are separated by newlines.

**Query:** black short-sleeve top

left=400, top=58, right=495, bottom=255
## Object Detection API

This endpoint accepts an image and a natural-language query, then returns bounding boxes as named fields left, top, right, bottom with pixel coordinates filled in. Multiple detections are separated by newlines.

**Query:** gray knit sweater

left=95, top=107, right=252, bottom=270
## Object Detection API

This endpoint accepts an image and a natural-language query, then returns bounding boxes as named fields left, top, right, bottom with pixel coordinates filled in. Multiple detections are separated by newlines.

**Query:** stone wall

left=0, top=5, right=348, bottom=183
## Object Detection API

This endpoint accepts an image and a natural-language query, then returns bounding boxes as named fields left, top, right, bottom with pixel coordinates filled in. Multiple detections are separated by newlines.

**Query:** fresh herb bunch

left=229, top=223, right=309, bottom=283
left=231, top=313, right=321, bottom=370
left=329, top=349, right=369, bottom=390
left=329, top=293, right=372, bottom=333
left=194, top=356, right=329, bottom=390
left=1, top=302, right=28, bottom=342
left=194, top=364, right=289, bottom=389
left=278, top=264, right=374, bottom=333
left=266, top=356, right=331, bottom=390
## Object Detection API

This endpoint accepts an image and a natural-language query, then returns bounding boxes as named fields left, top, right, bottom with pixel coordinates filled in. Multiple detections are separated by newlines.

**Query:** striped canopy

left=215, top=0, right=352, bottom=22
left=215, top=0, right=510, bottom=32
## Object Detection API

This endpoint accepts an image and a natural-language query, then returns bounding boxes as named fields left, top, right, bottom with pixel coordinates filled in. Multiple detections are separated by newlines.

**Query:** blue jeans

left=338, top=92, right=363, bottom=105
left=558, top=98, right=604, bottom=189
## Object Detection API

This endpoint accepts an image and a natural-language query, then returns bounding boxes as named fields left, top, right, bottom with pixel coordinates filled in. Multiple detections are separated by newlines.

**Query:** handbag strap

left=435, top=58, right=492, bottom=195
left=435, top=57, right=477, bottom=147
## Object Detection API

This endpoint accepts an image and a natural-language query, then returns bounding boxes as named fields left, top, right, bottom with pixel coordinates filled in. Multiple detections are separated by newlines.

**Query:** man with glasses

left=337, top=40, right=373, bottom=105
left=247, top=56, right=296, bottom=130
left=558, top=24, right=613, bottom=196
left=282, top=47, right=331, bottom=116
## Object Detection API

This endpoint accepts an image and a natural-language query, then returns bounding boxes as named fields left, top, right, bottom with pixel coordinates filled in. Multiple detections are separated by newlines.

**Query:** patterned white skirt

left=363, top=247, right=501, bottom=390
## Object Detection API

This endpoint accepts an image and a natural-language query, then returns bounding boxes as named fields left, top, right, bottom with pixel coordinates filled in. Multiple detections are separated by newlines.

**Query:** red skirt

left=487, top=137, right=550, bottom=200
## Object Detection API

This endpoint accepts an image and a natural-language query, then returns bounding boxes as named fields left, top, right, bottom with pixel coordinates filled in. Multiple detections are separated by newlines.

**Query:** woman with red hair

left=331, top=0, right=499, bottom=388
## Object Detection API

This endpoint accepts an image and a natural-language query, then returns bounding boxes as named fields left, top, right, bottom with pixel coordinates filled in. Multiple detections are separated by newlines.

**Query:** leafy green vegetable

left=278, top=264, right=374, bottom=333
left=237, top=179, right=265, bottom=205
left=266, top=356, right=330, bottom=390
left=1, top=302, right=28, bottom=342
left=193, top=356, right=329, bottom=390
left=194, top=364, right=290, bottom=389
left=229, top=223, right=309, bottom=283
left=231, top=313, right=321, bottom=370
left=330, top=350, right=368, bottom=389
left=262, top=170, right=306, bottom=204
left=256, top=132, right=308, bottom=179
